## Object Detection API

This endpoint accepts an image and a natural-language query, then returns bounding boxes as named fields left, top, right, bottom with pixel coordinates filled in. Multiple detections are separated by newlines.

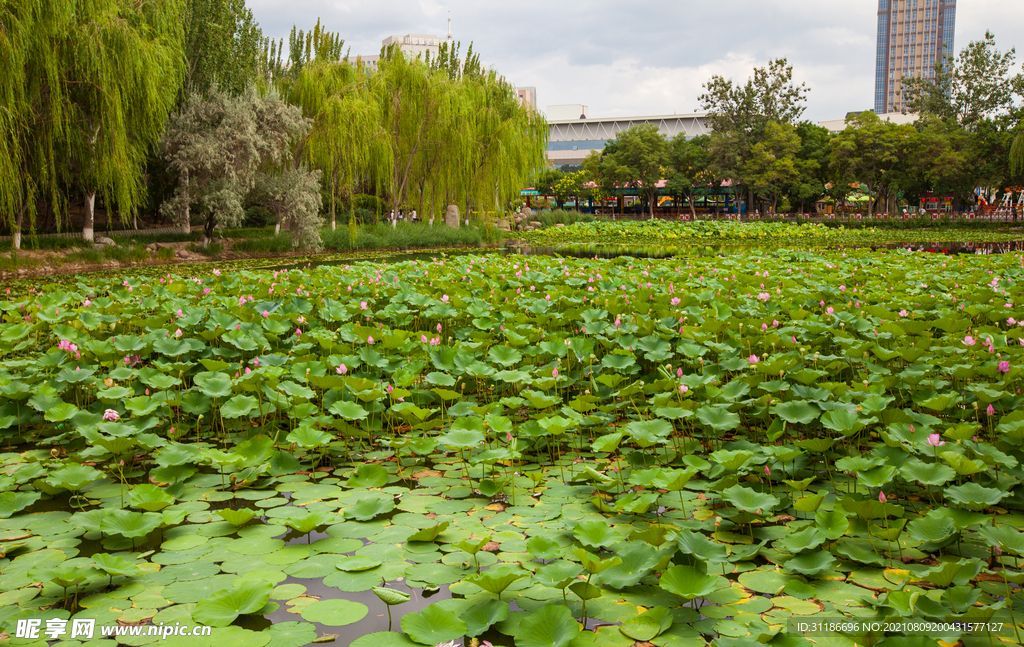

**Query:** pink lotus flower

left=174, top=329, right=182, bottom=338
left=437, top=323, right=442, bottom=333
left=772, top=319, right=779, bottom=328
left=367, top=336, right=374, bottom=344
left=899, top=310, right=908, bottom=318
left=238, top=296, right=246, bottom=307
left=441, top=294, right=449, bottom=303
left=999, top=361, right=1010, bottom=374
left=295, top=328, right=302, bottom=337
left=927, top=433, right=945, bottom=447
left=203, top=288, right=211, bottom=295
left=387, top=384, right=393, bottom=394
left=83, top=299, right=91, bottom=307
left=963, top=335, right=976, bottom=346
left=670, top=297, right=681, bottom=306
left=614, top=317, right=621, bottom=327
left=213, top=269, right=221, bottom=276
left=262, top=310, right=269, bottom=317
left=337, top=364, right=347, bottom=375
left=761, top=323, right=768, bottom=331
left=748, top=354, right=759, bottom=364
left=879, top=491, right=887, bottom=504
left=765, top=465, right=771, bottom=476
left=102, top=409, right=120, bottom=422
left=826, top=306, right=834, bottom=315
left=360, top=301, right=368, bottom=310
left=552, top=367, right=559, bottom=378
left=421, top=334, right=428, bottom=343
left=176, top=309, right=183, bottom=317
left=252, top=358, right=259, bottom=367
left=677, top=368, right=683, bottom=378
left=679, top=384, right=689, bottom=394
left=987, top=404, right=995, bottom=416
left=1009, top=318, right=1017, bottom=326
left=244, top=367, right=251, bottom=374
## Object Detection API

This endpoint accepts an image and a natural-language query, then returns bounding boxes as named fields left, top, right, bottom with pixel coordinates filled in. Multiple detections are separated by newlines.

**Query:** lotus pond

left=2, top=248, right=1024, bottom=647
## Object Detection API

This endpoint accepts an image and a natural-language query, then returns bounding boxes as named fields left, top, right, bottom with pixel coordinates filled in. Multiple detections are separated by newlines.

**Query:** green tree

left=552, top=171, right=588, bottom=210
left=63, top=0, right=185, bottom=243
left=1012, top=126, right=1024, bottom=177
left=830, top=112, right=913, bottom=216
left=283, top=59, right=389, bottom=231
left=184, top=0, right=263, bottom=96
left=604, top=124, right=668, bottom=218
left=0, top=0, right=65, bottom=249
left=1, top=0, right=183, bottom=248
left=160, top=86, right=315, bottom=245
left=699, top=58, right=809, bottom=213
left=903, top=31, right=1021, bottom=131
left=784, top=122, right=830, bottom=214
left=582, top=150, right=627, bottom=216
left=666, top=134, right=713, bottom=217
left=742, top=122, right=800, bottom=214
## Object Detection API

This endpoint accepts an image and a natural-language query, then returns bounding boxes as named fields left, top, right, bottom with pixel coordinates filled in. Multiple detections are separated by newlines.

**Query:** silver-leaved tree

left=160, top=85, right=322, bottom=249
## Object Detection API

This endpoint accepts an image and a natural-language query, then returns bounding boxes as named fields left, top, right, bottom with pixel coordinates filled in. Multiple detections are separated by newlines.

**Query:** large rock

left=529, top=221, right=542, bottom=229
left=95, top=236, right=116, bottom=246
left=444, top=205, right=460, bottom=228
left=520, top=206, right=532, bottom=218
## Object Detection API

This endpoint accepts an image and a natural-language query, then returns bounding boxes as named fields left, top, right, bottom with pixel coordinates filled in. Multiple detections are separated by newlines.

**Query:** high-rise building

left=874, top=0, right=955, bottom=114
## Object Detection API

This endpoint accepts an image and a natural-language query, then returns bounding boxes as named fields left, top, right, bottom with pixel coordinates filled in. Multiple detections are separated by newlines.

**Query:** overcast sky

left=249, top=0, right=1024, bottom=123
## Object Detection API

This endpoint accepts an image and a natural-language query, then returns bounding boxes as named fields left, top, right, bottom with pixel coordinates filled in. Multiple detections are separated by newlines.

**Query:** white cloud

left=249, top=0, right=1024, bottom=123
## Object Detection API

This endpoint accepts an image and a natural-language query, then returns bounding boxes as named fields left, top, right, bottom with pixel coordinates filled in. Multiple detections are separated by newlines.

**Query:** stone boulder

left=95, top=236, right=116, bottom=246
left=444, top=205, right=460, bottom=228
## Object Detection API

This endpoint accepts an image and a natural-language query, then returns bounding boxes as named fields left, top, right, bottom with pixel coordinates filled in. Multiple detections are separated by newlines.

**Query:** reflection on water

left=264, top=239, right=1024, bottom=271
left=509, top=240, right=1024, bottom=259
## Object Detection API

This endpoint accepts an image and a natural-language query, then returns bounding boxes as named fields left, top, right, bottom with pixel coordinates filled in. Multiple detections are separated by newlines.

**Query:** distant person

left=411, top=209, right=417, bottom=222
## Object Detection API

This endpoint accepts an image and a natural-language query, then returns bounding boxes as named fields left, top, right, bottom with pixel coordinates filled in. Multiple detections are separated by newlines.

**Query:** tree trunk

left=84, top=191, right=96, bottom=243
left=180, top=168, right=191, bottom=235
left=203, top=216, right=215, bottom=247
left=13, top=205, right=24, bottom=251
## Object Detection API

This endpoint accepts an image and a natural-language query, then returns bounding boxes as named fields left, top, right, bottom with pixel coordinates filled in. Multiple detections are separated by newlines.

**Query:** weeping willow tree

left=1, top=0, right=68, bottom=249
left=462, top=66, right=548, bottom=222
left=62, top=0, right=185, bottom=242
left=1012, top=129, right=1024, bottom=177
left=368, top=42, right=546, bottom=224
left=284, top=59, right=390, bottom=231
left=268, top=30, right=546, bottom=230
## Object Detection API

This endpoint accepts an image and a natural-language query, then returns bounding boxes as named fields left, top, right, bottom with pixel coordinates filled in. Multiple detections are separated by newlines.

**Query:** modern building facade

left=874, top=0, right=955, bottom=114
left=516, top=87, right=537, bottom=110
left=546, top=113, right=708, bottom=167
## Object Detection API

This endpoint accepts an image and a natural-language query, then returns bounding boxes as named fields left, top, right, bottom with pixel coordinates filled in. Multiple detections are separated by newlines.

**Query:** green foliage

left=903, top=31, right=1022, bottom=130
left=601, top=123, right=669, bottom=218
left=184, top=0, right=263, bottom=96
left=160, top=86, right=316, bottom=245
